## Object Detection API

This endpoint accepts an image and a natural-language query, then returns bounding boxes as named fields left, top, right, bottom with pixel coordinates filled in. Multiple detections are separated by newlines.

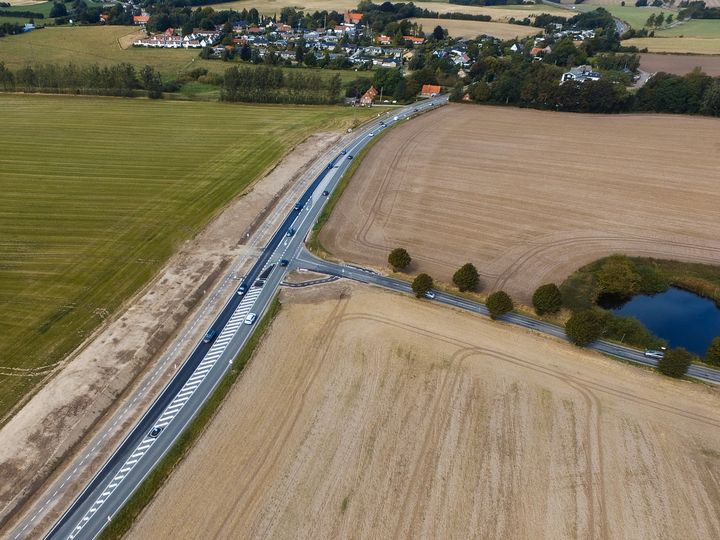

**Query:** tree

left=565, top=309, right=604, bottom=346
left=646, top=14, right=656, bottom=27
left=50, top=2, right=67, bottom=18
left=532, top=283, right=563, bottom=315
left=452, top=263, right=480, bottom=292
left=412, top=273, right=433, bottom=298
left=706, top=337, right=720, bottom=367
left=140, top=65, right=162, bottom=99
left=327, top=73, right=341, bottom=103
left=597, top=255, right=641, bottom=297
left=432, top=25, right=444, bottom=41
left=701, top=79, right=720, bottom=117
left=239, top=43, right=251, bottom=62
left=486, top=291, right=513, bottom=319
left=658, top=347, right=693, bottom=378
left=388, top=248, right=411, bottom=271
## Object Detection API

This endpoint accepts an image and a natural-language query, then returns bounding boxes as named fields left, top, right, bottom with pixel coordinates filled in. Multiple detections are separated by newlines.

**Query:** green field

left=658, top=19, right=720, bottom=38
left=0, top=25, right=365, bottom=83
left=0, top=94, right=372, bottom=421
left=602, top=6, right=671, bottom=29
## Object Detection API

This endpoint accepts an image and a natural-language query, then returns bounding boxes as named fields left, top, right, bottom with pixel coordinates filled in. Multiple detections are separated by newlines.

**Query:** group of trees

left=0, top=62, right=165, bottom=97
left=0, top=22, right=24, bottom=37
left=221, top=65, right=342, bottom=104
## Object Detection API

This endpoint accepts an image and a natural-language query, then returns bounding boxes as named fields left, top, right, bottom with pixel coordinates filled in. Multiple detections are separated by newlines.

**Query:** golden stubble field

left=131, top=284, right=720, bottom=539
left=320, top=104, right=720, bottom=303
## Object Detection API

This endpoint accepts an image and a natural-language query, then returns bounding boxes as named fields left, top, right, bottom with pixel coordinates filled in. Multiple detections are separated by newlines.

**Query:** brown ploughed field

left=640, top=53, right=720, bottom=76
left=320, top=105, right=720, bottom=303
left=131, top=284, right=720, bottom=539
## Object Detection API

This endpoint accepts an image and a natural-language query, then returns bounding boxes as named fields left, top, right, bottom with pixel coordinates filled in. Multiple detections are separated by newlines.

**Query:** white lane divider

left=67, top=285, right=266, bottom=539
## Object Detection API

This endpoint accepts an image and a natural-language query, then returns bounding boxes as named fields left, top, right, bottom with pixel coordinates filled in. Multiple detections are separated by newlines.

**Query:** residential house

left=360, top=86, right=378, bottom=106
left=376, top=34, right=392, bottom=45
left=133, top=15, right=150, bottom=26
left=560, top=65, right=601, bottom=85
left=420, top=84, right=442, bottom=97
left=403, top=35, right=425, bottom=46
left=344, top=11, right=363, bottom=25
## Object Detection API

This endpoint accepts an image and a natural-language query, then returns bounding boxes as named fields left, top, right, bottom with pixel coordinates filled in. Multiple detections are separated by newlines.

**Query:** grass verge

left=98, top=296, right=282, bottom=540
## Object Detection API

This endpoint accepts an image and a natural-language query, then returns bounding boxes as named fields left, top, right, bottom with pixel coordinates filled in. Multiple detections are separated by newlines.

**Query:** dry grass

left=320, top=104, right=720, bottom=304
left=625, top=37, right=720, bottom=55
left=411, top=17, right=541, bottom=40
left=130, top=284, right=720, bottom=539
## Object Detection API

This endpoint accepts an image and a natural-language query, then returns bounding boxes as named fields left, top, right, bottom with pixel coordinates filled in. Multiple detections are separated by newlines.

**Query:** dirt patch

left=131, top=284, right=720, bottom=539
left=0, top=130, right=345, bottom=532
left=320, top=104, right=720, bottom=304
left=411, top=18, right=541, bottom=40
left=640, top=53, right=720, bottom=76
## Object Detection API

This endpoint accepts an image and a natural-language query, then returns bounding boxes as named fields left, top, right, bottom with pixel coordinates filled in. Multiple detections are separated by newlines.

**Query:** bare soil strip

left=131, top=284, right=720, bottom=539
left=320, top=104, right=720, bottom=303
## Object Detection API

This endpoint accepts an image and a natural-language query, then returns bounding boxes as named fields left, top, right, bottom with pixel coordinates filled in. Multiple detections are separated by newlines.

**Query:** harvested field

left=319, top=104, right=720, bottom=304
left=640, top=53, right=720, bottom=76
left=411, top=17, right=541, bottom=39
left=131, top=284, right=720, bottom=539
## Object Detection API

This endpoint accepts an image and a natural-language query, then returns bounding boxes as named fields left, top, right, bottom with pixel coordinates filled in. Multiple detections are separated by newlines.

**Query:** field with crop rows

left=0, top=94, right=366, bottom=421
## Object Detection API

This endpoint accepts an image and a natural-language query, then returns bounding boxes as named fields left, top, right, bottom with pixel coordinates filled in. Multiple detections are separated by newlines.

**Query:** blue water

left=610, top=288, right=720, bottom=356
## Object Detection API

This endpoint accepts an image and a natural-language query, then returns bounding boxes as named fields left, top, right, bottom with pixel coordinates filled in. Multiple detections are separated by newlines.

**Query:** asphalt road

left=33, top=96, right=447, bottom=540
left=294, top=250, right=720, bottom=385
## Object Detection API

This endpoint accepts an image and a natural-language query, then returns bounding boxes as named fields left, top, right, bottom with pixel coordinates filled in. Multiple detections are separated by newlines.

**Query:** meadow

left=0, top=94, right=369, bottom=421
left=657, top=19, right=720, bottom=38
left=0, top=25, right=363, bottom=83
left=624, top=36, right=720, bottom=55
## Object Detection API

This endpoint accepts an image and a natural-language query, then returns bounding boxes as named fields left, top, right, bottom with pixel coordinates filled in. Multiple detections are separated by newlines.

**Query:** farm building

left=420, top=84, right=442, bottom=97
left=360, top=86, right=378, bottom=106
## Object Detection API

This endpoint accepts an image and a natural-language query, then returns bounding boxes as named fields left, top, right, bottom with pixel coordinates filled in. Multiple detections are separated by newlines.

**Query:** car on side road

left=244, top=313, right=257, bottom=325
left=340, top=149, right=347, bottom=155
left=237, top=284, right=247, bottom=295
left=294, top=203, right=303, bottom=211
left=149, top=426, right=163, bottom=438
left=202, top=329, right=217, bottom=343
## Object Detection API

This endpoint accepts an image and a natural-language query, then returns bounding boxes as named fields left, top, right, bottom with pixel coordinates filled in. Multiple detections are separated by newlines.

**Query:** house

left=133, top=15, right=150, bottom=26
left=420, top=84, right=442, bottom=97
left=510, top=43, right=523, bottom=53
left=360, top=86, right=378, bottom=106
left=403, top=35, right=425, bottom=46
left=376, top=34, right=392, bottom=45
left=560, top=65, right=601, bottom=85
left=344, top=11, right=363, bottom=25
left=99, top=14, right=109, bottom=24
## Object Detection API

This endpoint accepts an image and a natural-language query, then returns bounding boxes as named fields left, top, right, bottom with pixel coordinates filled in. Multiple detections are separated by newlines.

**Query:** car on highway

left=294, top=203, right=303, bottom=211
left=369, top=132, right=374, bottom=137
left=244, top=313, right=257, bottom=325
left=644, top=349, right=666, bottom=359
left=280, top=259, right=289, bottom=267
left=425, top=291, right=436, bottom=300
left=202, top=329, right=217, bottom=343
left=149, top=426, right=163, bottom=438
left=237, top=284, right=247, bottom=295
left=393, top=116, right=399, bottom=120
left=322, top=190, right=329, bottom=196
left=347, top=155, right=353, bottom=160
left=340, top=149, right=347, bottom=155
left=286, top=227, right=295, bottom=237
left=413, top=108, right=418, bottom=112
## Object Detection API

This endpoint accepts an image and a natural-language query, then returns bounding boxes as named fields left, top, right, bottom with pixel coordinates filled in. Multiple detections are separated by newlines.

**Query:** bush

left=532, top=283, right=562, bottom=315
left=565, top=309, right=604, bottom=346
left=486, top=291, right=513, bottom=319
left=706, top=337, right=720, bottom=367
left=412, top=273, right=433, bottom=298
left=388, top=247, right=411, bottom=271
left=658, top=348, right=693, bottom=378
left=597, top=255, right=641, bottom=297
left=600, top=312, right=665, bottom=350
left=452, top=263, right=480, bottom=292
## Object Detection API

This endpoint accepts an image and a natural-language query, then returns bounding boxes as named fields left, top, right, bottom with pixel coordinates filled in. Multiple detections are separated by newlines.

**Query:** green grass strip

left=98, top=296, right=282, bottom=539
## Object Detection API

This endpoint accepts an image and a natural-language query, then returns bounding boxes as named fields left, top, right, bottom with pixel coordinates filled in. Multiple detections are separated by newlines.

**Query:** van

left=244, top=313, right=257, bottom=325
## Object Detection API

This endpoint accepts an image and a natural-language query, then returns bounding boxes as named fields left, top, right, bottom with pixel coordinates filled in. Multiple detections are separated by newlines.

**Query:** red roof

left=344, top=11, right=363, bottom=24
left=420, top=84, right=441, bottom=96
left=133, top=15, right=150, bottom=24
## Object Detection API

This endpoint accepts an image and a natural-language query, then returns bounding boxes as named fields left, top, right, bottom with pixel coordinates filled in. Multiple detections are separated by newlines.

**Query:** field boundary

left=97, top=296, right=282, bottom=540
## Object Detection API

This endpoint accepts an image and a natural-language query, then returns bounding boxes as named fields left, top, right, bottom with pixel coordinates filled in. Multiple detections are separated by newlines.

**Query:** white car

left=244, top=313, right=257, bottom=325
left=644, top=349, right=665, bottom=359
left=425, top=291, right=436, bottom=300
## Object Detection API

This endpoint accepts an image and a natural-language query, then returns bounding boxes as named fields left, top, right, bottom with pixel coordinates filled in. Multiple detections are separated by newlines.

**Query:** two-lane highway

left=29, top=96, right=447, bottom=540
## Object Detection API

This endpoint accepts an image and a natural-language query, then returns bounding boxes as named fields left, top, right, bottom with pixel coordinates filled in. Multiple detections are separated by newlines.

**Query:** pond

left=604, top=287, right=720, bottom=357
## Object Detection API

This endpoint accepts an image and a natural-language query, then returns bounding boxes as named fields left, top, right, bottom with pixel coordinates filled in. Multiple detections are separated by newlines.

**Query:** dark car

left=347, top=155, right=353, bottom=160
left=322, top=190, right=329, bottom=196
left=286, top=227, right=295, bottom=237
left=340, top=149, right=347, bottom=155
left=237, top=284, right=247, bottom=295
left=280, top=259, right=289, bottom=267
left=294, top=203, right=303, bottom=211
left=202, top=329, right=217, bottom=343
left=149, top=426, right=163, bottom=438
